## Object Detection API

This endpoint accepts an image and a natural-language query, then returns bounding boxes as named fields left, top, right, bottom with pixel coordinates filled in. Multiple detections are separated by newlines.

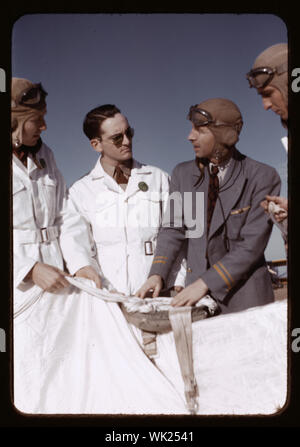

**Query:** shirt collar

left=209, top=156, right=233, bottom=173
left=90, top=157, right=143, bottom=180
left=100, top=158, right=133, bottom=179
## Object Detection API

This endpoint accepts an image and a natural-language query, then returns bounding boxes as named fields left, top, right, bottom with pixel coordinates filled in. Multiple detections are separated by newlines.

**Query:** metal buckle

left=144, top=241, right=153, bottom=256
left=40, top=228, right=49, bottom=242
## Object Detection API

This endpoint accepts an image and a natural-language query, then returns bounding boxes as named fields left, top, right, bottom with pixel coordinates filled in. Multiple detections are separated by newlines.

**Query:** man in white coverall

left=60, top=104, right=186, bottom=296
left=12, top=77, right=102, bottom=317
left=13, top=80, right=187, bottom=415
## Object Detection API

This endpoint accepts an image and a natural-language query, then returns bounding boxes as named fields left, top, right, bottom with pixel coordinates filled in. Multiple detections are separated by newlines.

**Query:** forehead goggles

left=246, top=62, right=287, bottom=89
left=188, top=105, right=214, bottom=127
left=188, top=105, right=236, bottom=129
left=15, top=83, right=48, bottom=109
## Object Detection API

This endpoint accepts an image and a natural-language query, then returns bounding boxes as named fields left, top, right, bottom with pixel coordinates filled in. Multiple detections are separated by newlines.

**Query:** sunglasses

left=246, top=62, right=287, bottom=89
left=101, top=127, right=135, bottom=147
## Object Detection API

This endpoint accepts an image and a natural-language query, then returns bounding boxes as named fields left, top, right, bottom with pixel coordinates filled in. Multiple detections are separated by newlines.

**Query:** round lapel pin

left=138, top=181, right=148, bottom=192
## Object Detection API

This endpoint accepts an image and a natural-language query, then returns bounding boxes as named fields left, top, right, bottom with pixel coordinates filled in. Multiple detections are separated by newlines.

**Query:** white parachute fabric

left=14, top=278, right=287, bottom=415
left=13, top=282, right=187, bottom=415
left=153, top=299, right=288, bottom=415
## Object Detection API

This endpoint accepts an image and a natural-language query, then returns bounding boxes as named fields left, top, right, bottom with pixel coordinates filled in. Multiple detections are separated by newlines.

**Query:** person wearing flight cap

left=12, top=80, right=192, bottom=415
left=12, top=77, right=101, bottom=315
left=13, top=78, right=197, bottom=416
left=247, top=43, right=288, bottom=245
left=137, top=98, right=281, bottom=314
left=247, top=43, right=288, bottom=127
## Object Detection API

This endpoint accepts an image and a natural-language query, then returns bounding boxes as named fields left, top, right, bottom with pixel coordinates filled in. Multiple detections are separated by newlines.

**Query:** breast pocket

left=13, top=178, right=31, bottom=225
left=139, top=192, right=162, bottom=228
left=89, top=200, right=124, bottom=245
left=40, top=177, right=57, bottom=219
left=226, top=209, right=249, bottom=241
left=13, top=177, right=26, bottom=195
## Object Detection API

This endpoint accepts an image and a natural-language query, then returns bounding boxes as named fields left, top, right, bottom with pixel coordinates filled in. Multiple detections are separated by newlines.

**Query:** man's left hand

left=171, top=278, right=208, bottom=307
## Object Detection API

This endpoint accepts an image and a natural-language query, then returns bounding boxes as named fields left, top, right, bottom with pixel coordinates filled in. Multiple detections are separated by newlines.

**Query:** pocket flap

left=40, top=176, right=57, bottom=187
left=139, top=191, right=162, bottom=202
left=13, top=178, right=26, bottom=194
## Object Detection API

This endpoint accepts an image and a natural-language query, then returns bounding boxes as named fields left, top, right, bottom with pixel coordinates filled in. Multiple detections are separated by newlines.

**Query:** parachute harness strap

left=169, top=306, right=199, bottom=414
left=141, top=330, right=158, bottom=361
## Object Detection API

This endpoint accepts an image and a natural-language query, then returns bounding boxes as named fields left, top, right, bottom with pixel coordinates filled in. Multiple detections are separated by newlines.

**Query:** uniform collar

left=209, top=157, right=233, bottom=173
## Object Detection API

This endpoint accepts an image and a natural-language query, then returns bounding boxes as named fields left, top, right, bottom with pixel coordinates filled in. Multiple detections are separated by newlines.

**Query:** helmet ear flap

left=222, top=128, right=239, bottom=147
left=222, top=119, right=243, bottom=147
left=235, top=119, right=243, bottom=134
left=213, top=127, right=239, bottom=147
left=11, top=116, right=18, bottom=132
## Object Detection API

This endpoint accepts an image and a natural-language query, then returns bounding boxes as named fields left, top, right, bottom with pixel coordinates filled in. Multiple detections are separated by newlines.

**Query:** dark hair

left=83, top=104, right=121, bottom=140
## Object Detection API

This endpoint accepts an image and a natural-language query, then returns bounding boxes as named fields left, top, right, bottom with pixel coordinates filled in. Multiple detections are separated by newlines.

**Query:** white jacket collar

left=90, top=157, right=152, bottom=180
left=281, top=136, right=288, bottom=153
left=13, top=142, right=47, bottom=179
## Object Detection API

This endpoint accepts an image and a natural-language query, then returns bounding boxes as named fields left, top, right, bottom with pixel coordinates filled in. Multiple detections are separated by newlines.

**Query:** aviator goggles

left=188, top=106, right=214, bottom=126
left=100, top=126, right=135, bottom=147
left=16, top=83, right=48, bottom=108
left=188, top=105, right=236, bottom=129
left=246, top=63, right=287, bottom=89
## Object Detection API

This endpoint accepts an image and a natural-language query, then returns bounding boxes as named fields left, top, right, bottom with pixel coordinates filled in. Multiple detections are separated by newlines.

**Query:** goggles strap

left=276, top=61, right=288, bottom=75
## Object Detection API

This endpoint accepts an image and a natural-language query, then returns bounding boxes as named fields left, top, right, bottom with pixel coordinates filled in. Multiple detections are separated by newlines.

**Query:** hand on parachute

left=75, top=265, right=102, bottom=289
left=135, top=275, right=163, bottom=299
left=29, top=262, right=70, bottom=292
left=171, top=278, right=209, bottom=307
left=172, top=285, right=184, bottom=295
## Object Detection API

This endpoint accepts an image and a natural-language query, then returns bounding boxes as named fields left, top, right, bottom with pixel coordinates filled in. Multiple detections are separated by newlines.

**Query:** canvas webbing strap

left=141, top=330, right=158, bottom=360
left=169, top=306, right=199, bottom=414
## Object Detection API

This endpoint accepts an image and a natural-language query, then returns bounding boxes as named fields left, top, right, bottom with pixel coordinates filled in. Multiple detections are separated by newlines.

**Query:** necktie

left=114, top=166, right=129, bottom=186
left=207, top=165, right=219, bottom=235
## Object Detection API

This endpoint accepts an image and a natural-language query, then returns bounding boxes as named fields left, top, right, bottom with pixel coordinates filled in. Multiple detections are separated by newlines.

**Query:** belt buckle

left=144, top=241, right=153, bottom=256
left=40, top=228, right=49, bottom=242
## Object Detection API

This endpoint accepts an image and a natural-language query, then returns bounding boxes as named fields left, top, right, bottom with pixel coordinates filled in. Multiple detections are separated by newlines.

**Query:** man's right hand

left=29, top=262, right=70, bottom=292
left=265, top=195, right=288, bottom=211
left=135, top=275, right=163, bottom=299
left=261, top=195, right=288, bottom=222
left=75, top=265, right=102, bottom=289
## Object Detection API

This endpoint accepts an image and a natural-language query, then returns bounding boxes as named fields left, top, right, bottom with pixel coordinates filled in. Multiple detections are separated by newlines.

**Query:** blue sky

left=12, top=13, right=287, bottom=262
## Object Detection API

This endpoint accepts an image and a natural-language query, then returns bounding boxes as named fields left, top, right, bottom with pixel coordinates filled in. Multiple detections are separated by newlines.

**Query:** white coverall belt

left=13, top=226, right=59, bottom=244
